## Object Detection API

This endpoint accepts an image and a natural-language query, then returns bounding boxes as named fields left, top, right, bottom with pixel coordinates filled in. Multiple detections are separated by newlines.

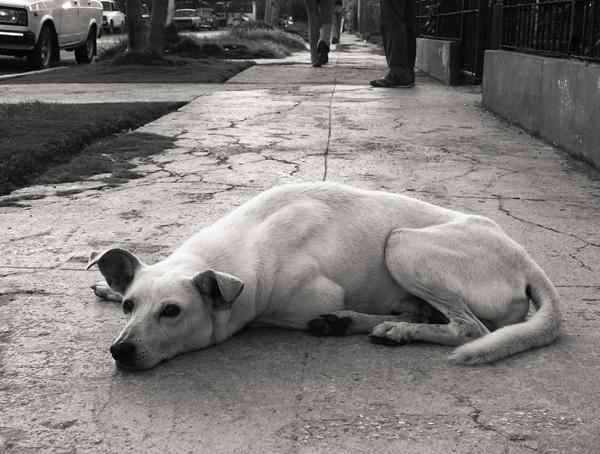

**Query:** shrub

left=231, top=26, right=307, bottom=51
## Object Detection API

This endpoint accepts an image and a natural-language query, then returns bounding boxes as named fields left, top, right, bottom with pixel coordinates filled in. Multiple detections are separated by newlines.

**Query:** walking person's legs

left=304, top=0, right=321, bottom=65
left=317, top=0, right=333, bottom=64
left=331, top=0, right=343, bottom=44
left=304, top=0, right=334, bottom=66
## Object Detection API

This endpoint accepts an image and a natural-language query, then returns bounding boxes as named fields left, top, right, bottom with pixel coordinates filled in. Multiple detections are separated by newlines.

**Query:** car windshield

left=175, top=10, right=195, bottom=17
left=101, top=1, right=112, bottom=11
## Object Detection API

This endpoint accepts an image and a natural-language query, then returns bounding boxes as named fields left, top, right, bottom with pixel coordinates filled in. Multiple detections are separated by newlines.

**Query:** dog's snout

left=110, top=341, right=136, bottom=363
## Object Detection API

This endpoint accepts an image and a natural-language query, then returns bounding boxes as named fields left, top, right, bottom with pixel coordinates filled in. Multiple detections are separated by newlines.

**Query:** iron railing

left=502, top=0, right=600, bottom=62
left=416, top=0, right=487, bottom=82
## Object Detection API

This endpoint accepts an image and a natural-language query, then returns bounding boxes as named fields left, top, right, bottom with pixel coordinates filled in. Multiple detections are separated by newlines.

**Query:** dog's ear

left=193, top=269, right=244, bottom=311
left=86, top=248, right=144, bottom=295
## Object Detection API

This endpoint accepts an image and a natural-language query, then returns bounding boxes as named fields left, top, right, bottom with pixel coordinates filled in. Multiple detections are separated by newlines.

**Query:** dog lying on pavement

left=88, top=182, right=561, bottom=370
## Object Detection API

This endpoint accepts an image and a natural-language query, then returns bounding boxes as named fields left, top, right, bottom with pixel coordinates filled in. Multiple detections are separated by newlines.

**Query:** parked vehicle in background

left=173, top=9, right=201, bottom=31
left=141, top=3, right=150, bottom=23
left=101, top=0, right=126, bottom=34
left=227, top=15, right=248, bottom=27
left=198, top=16, right=217, bottom=31
left=0, top=0, right=102, bottom=69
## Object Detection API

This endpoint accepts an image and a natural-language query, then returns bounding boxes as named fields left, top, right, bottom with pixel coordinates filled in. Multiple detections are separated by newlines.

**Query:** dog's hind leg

left=372, top=222, right=509, bottom=346
left=308, top=310, right=430, bottom=336
left=91, top=281, right=123, bottom=302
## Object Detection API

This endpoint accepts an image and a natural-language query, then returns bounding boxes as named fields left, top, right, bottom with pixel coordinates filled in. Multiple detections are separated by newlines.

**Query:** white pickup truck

left=101, top=0, right=125, bottom=34
left=0, top=0, right=102, bottom=69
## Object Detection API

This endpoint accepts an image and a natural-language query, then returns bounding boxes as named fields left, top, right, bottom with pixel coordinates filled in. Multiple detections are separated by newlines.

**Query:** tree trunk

left=124, top=0, right=146, bottom=50
left=148, top=0, right=169, bottom=54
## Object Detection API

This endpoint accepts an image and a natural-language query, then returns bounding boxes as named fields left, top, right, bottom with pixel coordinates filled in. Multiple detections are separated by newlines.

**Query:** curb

left=0, top=66, right=67, bottom=81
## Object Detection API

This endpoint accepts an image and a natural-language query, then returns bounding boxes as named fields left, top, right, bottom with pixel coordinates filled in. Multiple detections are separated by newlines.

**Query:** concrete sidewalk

left=1, top=34, right=600, bottom=453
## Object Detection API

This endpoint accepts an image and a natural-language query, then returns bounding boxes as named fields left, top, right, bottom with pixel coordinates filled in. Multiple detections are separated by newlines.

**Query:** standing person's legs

left=371, top=0, right=414, bottom=87
left=405, top=0, right=417, bottom=81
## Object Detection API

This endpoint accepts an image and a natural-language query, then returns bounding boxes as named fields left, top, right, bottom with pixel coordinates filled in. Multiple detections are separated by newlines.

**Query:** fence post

left=489, top=0, right=504, bottom=49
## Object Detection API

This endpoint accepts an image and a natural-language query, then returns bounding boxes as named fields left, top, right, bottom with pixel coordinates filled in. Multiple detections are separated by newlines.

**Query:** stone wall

left=483, top=50, right=600, bottom=169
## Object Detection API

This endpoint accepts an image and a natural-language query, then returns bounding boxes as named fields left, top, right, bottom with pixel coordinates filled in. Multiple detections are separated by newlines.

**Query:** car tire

left=75, top=28, right=96, bottom=64
left=27, top=25, right=54, bottom=70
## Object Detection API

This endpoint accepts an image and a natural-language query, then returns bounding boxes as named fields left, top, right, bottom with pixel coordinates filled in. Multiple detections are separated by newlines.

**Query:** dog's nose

left=110, top=341, right=136, bottom=363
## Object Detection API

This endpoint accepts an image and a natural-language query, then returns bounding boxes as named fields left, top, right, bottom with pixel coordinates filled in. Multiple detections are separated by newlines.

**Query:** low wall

left=415, top=38, right=461, bottom=86
left=483, top=50, right=600, bottom=169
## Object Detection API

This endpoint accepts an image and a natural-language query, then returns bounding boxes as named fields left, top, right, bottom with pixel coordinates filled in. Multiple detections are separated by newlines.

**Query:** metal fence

left=501, top=0, right=600, bottom=62
left=415, top=0, right=487, bottom=82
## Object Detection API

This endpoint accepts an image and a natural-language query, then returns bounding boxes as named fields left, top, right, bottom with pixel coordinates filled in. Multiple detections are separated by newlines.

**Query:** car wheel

left=75, top=28, right=96, bottom=64
left=27, top=25, right=54, bottom=70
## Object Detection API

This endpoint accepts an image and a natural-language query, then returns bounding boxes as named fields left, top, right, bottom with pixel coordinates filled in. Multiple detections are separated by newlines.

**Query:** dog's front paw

left=308, top=314, right=351, bottom=336
left=91, top=281, right=123, bottom=302
left=369, top=321, right=410, bottom=346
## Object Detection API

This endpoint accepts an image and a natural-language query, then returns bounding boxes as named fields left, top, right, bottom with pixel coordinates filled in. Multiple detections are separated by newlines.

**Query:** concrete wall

left=416, top=38, right=461, bottom=85
left=483, top=50, right=600, bottom=168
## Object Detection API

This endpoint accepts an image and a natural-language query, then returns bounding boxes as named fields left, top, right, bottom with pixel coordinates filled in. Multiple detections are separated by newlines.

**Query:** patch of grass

left=171, top=35, right=291, bottom=59
left=0, top=102, right=181, bottom=195
left=283, top=21, right=309, bottom=43
left=98, top=21, right=307, bottom=61
left=0, top=59, right=254, bottom=84
left=230, top=27, right=308, bottom=52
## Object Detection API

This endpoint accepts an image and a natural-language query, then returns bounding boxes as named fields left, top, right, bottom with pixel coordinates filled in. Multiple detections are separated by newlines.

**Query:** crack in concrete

left=498, top=199, right=600, bottom=248
left=224, top=102, right=302, bottom=130
left=261, top=153, right=301, bottom=177
left=0, top=289, right=72, bottom=297
left=451, top=393, right=536, bottom=451
left=569, top=243, right=594, bottom=272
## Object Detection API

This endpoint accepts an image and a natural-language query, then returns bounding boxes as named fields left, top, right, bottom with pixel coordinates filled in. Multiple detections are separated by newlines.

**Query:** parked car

left=101, top=0, right=126, bottom=34
left=198, top=16, right=217, bottom=31
left=173, top=9, right=201, bottom=31
left=227, top=15, right=249, bottom=27
left=0, top=0, right=102, bottom=69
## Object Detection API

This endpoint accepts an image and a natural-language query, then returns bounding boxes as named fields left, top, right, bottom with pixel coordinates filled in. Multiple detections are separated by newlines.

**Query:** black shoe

left=313, top=41, right=329, bottom=67
left=332, top=37, right=339, bottom=45
left=370, top=73, right=414, bottom=88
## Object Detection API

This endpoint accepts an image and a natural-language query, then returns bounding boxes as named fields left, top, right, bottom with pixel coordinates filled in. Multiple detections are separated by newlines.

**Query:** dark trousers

left=304, top=0, right=333, bottom=65
left=380, top=0, right=416, bottom=80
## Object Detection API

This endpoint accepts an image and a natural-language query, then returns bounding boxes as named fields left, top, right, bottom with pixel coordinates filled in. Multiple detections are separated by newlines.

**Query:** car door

left=77, top=0, right=97, bottom=41
left=58, top=0, right=80, bottom=46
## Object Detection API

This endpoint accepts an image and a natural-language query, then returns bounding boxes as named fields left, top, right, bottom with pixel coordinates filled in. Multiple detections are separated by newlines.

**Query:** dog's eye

left=123, top=300, right=134, bottom=314
left=161, top=304, right=181, bottom=318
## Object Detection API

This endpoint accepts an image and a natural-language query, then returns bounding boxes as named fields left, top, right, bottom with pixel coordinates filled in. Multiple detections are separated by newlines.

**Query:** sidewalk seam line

left=322, top=76, right=337, bottom=181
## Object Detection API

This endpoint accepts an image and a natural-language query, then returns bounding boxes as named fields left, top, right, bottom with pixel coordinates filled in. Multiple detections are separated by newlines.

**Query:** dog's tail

left=449, top=260, right=561, bottom=365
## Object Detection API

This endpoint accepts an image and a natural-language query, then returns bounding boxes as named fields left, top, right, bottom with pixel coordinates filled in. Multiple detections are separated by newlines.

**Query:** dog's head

left=87, top=248, right=244, bottom=370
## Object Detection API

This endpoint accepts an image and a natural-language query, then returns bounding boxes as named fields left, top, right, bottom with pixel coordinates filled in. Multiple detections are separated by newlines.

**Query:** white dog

left=88, top=182, right=561, bottom=370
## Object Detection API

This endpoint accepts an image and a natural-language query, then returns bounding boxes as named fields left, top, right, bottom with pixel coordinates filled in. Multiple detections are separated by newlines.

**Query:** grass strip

left=0, top=59, right=254, bottom=84
left=0, top=102, right=181, bottom=195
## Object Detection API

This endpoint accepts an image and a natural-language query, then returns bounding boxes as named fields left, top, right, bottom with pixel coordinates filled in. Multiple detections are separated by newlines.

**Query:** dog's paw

left=369, top=321, right=410, bottom=346
left=91, top=281, right=123, bottom=302
left=308, top=314, right=351, bottom=336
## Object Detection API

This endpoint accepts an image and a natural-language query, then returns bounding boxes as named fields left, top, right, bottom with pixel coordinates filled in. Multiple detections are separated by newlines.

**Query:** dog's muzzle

left=110, top=341, right=137, bottom=367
